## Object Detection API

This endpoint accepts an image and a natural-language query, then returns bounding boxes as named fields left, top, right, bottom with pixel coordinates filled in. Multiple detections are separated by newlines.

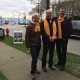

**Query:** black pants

left=56, top=39, right=68, bottom=67
left=30, top=45, right=41, bottom=74
left=42, top=40, right=55, bottom=67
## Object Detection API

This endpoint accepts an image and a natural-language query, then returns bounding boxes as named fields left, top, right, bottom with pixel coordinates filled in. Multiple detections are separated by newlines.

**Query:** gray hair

left=32, top=13, right=39, bottom=19
left=46, top=9, right=52, bottom=13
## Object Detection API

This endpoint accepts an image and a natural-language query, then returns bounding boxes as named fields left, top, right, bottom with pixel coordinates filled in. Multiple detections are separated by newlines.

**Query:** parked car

left=70, top=20, right=80, bottom=38
left=4, top=20, right=9, bottom=24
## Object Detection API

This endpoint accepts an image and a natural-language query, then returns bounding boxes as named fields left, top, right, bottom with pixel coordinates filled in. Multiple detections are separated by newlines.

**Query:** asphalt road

left=0, top=24, right=80, bottom=56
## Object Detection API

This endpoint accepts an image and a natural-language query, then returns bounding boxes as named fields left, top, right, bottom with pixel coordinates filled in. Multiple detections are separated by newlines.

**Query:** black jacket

left=55, top=17, right=72, bottom=40
left=40, top=18, right=54, bottom=41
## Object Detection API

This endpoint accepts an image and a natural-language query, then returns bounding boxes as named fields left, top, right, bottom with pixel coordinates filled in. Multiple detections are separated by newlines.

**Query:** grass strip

left=1, top=36, right=80, bottom=78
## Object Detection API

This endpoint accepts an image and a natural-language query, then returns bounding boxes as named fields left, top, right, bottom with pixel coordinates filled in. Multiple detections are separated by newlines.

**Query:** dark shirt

left=40, top=18, right=54, bottom=41
left=47, top=18, right=53, bottom=36
left=55, top=17, right=72, bottom=40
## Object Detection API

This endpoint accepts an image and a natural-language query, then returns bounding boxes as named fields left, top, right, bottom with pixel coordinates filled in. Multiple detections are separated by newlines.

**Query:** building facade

left=53, top=0, right=80, bottom=19
left=58, top=0, right=73, bottom=17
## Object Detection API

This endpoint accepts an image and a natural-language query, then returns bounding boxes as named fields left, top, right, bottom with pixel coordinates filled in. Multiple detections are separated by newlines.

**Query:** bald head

left=46, top=9, right=52, bottom=19
left=46, top=9, right=52, bottom=14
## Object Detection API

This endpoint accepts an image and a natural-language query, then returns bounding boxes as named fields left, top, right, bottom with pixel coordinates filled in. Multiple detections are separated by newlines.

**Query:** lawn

left=0, top=72, right=8, bottom=80
left=1, top=36, right=80, bottom=79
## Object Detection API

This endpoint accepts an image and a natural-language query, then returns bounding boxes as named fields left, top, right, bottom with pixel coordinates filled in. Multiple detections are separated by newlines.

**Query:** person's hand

left=28, top=48, right=30, bottom=51
left=54, top=36, right=57, bottom=40
left=51, top=37, right=55, bottom=41
left=49, top=36, right=54, bottom=41
left=49, top=36, right=52, bottom=41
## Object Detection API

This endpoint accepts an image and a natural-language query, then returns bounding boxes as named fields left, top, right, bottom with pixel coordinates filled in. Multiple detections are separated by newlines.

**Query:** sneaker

left=42, top=67, right=47, bottom=72
left=31, top=74, right=36, bottom=80
left=49, top=66, right=55, bottom=70
left=35, top=70, right=40, bottom=74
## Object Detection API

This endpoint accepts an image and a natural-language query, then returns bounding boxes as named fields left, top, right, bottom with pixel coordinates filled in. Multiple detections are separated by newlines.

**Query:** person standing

left=55, top=7, right=72, bottom=71
left=40, top=9, right=57, bottom=72
left=25, top=13, right=41, bottom=80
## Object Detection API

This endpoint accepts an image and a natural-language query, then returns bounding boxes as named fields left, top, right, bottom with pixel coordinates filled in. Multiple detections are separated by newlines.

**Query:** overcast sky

left=0, top=0, right=60, bottom=18
left=0, top=0, right=35, bottom=18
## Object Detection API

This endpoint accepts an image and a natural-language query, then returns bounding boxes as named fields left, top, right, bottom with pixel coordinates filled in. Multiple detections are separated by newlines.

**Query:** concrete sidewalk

left=0, top=42, right=80, bottom=80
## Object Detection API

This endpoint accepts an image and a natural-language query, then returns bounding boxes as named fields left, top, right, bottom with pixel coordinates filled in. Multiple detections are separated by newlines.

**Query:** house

left=53, top=0, right=80, bottom=19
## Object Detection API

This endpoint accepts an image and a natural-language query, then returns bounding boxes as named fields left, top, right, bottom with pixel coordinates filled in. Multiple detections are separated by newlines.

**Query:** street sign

left=0, top=28, right=5, bottom=40
left=13, top=30, right=23, bottom=44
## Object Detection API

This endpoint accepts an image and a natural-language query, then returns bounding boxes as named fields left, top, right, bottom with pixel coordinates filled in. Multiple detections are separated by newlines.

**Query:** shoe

left=59, top=66, right=65, bottom=71
left=31, top=74, right=36, bottom=80
left=55, top=63, right=65, bottom=71
left=35, top=70, right=40, bottom=74
left=42, top=67, right=47, bottom=72
left=55, top=64, right=61, bottom=68
left=55, top=63, right=60, bottom=66
left=49, top=66, right=55, bottom=70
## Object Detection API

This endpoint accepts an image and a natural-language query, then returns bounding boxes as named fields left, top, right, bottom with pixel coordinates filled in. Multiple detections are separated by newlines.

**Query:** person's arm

left=66, top=18, right=73, bottom=38
left=25, top=25, right=31, bottom=49
left=63, top=18, right=72, bottom=40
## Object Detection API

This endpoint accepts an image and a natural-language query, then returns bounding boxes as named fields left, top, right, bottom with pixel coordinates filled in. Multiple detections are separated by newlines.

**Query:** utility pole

left=38, top=3, right=39, bottom=15
left=37, top=0, right=39, bottom=15
left=46, top=0, right=50, bottom=9
left=58, top=0, right=60, bottom=9
left=72, top=0, right=74, bottom=20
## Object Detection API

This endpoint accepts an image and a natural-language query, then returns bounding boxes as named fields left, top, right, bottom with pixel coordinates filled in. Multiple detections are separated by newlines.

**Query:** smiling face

left=59, top=8, right=65, bottom=17
left=46, top=10, right=52, bottom=19
left=32, top=13, right=39, bottom=23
